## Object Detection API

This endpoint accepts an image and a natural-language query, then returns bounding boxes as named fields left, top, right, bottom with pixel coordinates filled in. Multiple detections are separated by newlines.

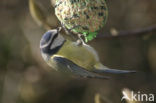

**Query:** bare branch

left=96, top=24, right=156, bottom=39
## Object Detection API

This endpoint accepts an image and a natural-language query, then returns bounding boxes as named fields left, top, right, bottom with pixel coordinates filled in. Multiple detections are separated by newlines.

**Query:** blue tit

left=40, top=28, right=136, bottom=79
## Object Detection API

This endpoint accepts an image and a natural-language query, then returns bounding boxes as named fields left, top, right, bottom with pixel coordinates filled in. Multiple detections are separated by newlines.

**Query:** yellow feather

left=54, top=40, right=99, bottom=70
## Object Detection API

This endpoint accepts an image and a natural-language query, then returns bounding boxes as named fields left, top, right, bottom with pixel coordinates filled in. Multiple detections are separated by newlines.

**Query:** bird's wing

left=52, top=56, right=109, bottom=79
left=93, top=63, right=136, bottom=74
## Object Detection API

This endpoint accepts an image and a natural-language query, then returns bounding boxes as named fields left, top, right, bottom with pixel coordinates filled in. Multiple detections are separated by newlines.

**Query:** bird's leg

left=61, top=23, right=80, bottom=35
left=61, top=23, right=78, bottom=41
left=61, top=23, right=84, bottom=45
left=61, top=23, right=71, bottom=35
left=69, top=25, right=80, bottom=31
left=69, top=25, right=85, bottom=45
left=76, top=34, right=85, bottom=46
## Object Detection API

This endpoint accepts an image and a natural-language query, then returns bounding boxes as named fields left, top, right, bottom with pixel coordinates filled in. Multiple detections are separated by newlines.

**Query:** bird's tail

left=93, top=63, right=136, bottom=74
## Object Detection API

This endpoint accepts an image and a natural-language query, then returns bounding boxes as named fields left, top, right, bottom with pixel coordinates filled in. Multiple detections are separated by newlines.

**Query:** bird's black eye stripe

left=49, top=32, right=59, bottom=47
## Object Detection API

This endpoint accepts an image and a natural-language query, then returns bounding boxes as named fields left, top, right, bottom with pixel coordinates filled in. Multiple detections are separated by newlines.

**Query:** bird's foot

left=61, top=23, right=80, bottom=35
left=76, top=34, right=86, bottom=46
left=76, top=39, right=83, bottom=46
left=61, top=23, right=71, bottom=35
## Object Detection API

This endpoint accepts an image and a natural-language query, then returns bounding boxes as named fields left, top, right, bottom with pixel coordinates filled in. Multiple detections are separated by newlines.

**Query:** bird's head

left=40, top=28, right=65, bottom=58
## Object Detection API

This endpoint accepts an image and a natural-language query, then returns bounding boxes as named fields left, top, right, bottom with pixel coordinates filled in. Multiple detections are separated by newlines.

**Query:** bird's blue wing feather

left=52, top=56, right=109, bottom=79
left=93, top=68, right=136, bottom=74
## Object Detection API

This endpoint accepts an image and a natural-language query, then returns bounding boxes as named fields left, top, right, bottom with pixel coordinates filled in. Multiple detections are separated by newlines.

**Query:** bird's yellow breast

left=54, top=41, right=99, bottom=70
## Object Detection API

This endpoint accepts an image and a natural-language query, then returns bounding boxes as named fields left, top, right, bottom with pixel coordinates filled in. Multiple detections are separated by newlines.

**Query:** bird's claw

left=76, top=39, right=83, bottom=46
left=78, top=34, right=85, bottom=45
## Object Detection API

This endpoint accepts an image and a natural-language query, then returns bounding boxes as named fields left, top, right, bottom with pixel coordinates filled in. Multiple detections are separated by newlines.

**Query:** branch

left=96, top=24, right=156, bottom=39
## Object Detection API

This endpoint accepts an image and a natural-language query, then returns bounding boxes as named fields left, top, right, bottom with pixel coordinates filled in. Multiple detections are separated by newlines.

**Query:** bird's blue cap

left=40, top=30, right=57, bottom=47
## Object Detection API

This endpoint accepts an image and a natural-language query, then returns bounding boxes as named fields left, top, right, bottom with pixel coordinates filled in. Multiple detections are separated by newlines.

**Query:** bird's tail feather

left=94, top=63, right=136, bottom=74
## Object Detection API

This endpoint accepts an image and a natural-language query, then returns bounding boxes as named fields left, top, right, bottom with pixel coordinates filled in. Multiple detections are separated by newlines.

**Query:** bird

left=40, top=28, right=136, bottom=79
left=54, top=0, right=108, bottom=42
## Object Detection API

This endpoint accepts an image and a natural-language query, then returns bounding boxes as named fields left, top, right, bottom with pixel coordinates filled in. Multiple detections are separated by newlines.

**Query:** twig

left=96, top=24, right=156, bottom=39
